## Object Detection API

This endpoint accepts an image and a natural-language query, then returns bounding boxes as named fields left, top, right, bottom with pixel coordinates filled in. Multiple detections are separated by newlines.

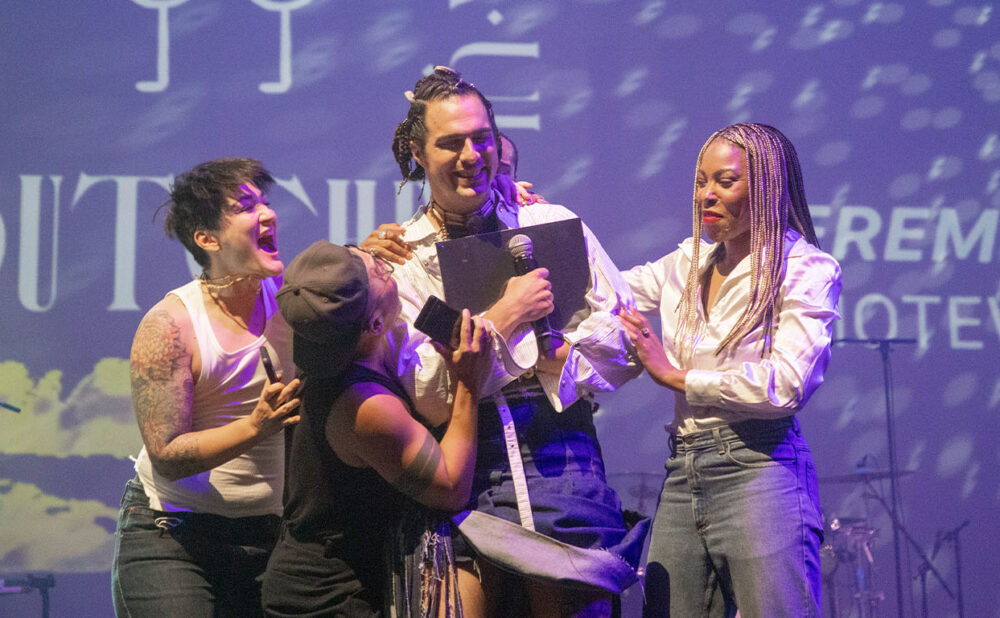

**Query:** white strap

left=492, top=392, right=535, bottom=531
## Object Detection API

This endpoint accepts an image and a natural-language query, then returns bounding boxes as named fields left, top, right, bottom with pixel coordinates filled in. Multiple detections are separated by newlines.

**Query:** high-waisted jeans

left=643, top=417, right=823, bottom=618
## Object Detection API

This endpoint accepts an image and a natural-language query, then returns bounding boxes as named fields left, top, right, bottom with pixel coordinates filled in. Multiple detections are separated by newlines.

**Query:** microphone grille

left=508, top=234, right=533, bottom=257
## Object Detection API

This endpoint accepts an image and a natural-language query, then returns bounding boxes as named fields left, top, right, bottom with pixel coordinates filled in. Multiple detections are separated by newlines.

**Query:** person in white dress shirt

left=619, top=123, right=842, bottom=618
left=371, top=65, right=646, bottom=617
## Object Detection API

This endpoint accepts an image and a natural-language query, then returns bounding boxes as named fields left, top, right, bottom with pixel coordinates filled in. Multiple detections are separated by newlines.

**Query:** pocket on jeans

left=119, top=504, right=167, bottom=534
left=723, top=440, right=797, bottom=469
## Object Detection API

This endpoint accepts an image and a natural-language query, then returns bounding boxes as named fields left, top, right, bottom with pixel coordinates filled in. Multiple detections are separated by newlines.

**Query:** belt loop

left=712, top=427, right=725, bottom=455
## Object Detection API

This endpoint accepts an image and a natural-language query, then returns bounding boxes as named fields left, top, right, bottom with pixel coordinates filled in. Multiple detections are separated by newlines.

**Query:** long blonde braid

left=675, top=123, right=819, bottom=360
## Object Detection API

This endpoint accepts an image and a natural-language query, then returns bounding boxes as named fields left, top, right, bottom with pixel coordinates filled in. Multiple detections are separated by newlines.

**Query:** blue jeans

left=111, top=477, right=279, bottom=617
left=455, top=395, right=647, bottom=616
left=643, top=418, right=823, bottom=618
left=465, top=396, right=640, bottom=560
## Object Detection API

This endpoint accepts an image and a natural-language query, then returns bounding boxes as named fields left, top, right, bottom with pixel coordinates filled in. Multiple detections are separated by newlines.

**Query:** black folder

left=435, top=218, right=590, bottom=331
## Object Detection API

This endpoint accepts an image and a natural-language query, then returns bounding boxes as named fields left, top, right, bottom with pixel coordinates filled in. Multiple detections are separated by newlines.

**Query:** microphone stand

left=937, top=520, right=970, bottom=617
left=862, top=487, right=954, bottom=617
left=0, top=573, right=55, bottom=618
left=834, top=337, right=916, bottom=618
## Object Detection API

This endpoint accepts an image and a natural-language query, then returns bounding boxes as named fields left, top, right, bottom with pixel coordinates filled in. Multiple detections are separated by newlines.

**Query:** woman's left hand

left=514, top=180, right=547, bottom=205
left=617, top=307, right=685, bottom=392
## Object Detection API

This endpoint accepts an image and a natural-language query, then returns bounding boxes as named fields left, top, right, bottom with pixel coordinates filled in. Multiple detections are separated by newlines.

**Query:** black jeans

left=111, top=476, right=279, bottom=617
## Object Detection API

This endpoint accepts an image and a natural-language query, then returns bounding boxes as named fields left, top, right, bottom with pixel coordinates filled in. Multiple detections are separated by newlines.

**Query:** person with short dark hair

left=111, top=158, right=301, bottom=617
left=261, top=240, right=492, bottom=616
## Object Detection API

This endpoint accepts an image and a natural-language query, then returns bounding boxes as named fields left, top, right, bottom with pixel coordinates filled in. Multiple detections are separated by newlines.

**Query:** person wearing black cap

left=262, top=240, right=492, bottom=617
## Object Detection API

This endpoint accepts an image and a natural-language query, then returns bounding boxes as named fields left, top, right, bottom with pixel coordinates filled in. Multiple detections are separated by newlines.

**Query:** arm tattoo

left=131, top=309, right=196, bottom=471
left=393, top=432, right=442, bottom=500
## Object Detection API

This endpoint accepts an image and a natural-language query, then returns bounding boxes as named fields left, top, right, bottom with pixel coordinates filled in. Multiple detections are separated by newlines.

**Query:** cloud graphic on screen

left=0, top=359, right=139, bottom=458
left=0, top=480, right=118, bottom=572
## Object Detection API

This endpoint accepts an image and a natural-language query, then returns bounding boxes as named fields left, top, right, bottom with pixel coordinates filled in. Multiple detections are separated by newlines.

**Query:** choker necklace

left=200, top=275, right=264, bottom=332
left=197, top=273, right=262, bottom=291
left=428, top=197, right=497, bottom=240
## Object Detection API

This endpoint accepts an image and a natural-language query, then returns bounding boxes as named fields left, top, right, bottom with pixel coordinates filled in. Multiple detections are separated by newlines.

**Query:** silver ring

left=641, top=327, right=650, bottom=337
left=368, top=247, right=377, bottom=257
left=378, top=230, right=388, bottom=240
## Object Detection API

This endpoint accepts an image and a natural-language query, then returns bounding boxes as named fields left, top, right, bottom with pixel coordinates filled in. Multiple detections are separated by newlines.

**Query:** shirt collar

left=403, top=188, right=514, bottom=244
left=494, top=189, right=519, bottom=229
left=403, top=204, right=438, bottom=244
left=784, top=228, right=807, bottom=258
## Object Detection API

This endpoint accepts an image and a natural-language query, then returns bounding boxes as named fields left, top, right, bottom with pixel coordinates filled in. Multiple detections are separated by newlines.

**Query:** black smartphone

left=414, top=295, right=463, bottom=347
left=260, top=346, right=279, bottom=383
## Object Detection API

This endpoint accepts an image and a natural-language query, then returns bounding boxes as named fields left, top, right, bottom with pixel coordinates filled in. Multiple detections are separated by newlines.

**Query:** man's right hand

left=360, top=223, right=412, bottom=265
left=484, top=268, right=554, bottom=340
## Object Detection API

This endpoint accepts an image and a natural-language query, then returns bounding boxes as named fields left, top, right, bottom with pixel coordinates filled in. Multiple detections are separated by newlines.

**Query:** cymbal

left=819, top=467, right=914, bottom=484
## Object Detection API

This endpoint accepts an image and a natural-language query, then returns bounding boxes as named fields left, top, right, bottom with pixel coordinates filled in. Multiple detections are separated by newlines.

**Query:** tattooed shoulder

left=131, top=308, right=190, bottom=382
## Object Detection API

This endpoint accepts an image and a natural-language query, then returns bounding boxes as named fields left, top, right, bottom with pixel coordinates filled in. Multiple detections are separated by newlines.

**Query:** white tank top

left=134, top=277, right=293, bottom=517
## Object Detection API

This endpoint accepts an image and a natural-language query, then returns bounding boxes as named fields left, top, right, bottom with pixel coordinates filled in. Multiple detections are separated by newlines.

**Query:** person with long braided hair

left=375, top=66, right=647, bottom=617
left=618, top=123, right=842, bottom=617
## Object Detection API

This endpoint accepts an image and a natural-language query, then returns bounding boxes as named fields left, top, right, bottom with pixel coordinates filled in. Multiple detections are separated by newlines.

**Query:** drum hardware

left=0, top=573, right=54, bottom=618
left=823, top=514, right=882, bottom=618
left=834, top=337, right=916, bottom=617
left=862, top=486, right=954, bottom=618
left=927, top=520, right=969, bottom=618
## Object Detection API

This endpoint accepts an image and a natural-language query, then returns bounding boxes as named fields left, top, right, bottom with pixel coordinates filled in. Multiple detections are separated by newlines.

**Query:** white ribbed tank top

left=134, top=277, right=292, bottom=516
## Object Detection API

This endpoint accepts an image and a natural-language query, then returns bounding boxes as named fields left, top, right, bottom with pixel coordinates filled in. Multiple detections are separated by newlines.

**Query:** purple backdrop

left=2, top=1, right=997, bottom=616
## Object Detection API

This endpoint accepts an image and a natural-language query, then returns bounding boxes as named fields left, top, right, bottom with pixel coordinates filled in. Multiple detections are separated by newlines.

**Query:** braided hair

left=675, top=123, right=819, bottom=359
left=391, top=65, right=502, bottom=186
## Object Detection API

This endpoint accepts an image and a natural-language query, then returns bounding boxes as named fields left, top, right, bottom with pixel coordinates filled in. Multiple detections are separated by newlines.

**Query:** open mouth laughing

left=258, top=230, right=277, bottom=254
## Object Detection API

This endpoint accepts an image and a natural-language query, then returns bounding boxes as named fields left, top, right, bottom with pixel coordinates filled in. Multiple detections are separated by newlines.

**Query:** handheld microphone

left=507, top=234, right=560, bottom=357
